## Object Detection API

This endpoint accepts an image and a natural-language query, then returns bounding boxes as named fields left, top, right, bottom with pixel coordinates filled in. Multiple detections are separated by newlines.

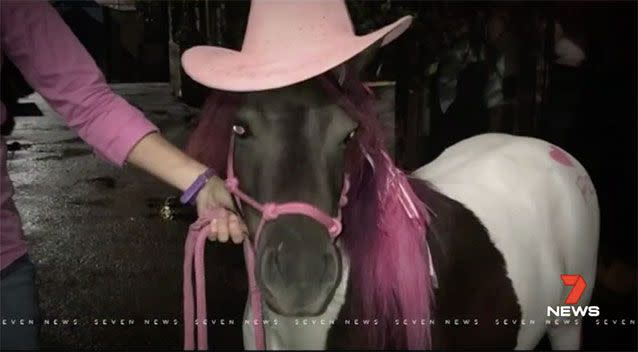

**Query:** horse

left=183, top=47, right=600, bottom=350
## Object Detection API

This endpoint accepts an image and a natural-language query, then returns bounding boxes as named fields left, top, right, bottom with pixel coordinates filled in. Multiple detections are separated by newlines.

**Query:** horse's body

left=240, top=133, right=599, bottom=350
left=414, top=133, right=599, bottom=349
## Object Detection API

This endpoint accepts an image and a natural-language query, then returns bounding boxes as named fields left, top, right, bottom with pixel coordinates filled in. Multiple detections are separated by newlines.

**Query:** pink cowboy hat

left=181, top=0, right=413, bottom=92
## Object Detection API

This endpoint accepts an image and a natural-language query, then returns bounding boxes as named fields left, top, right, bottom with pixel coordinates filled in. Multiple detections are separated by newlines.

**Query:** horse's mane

left=184, top=73, right=434, bottom=349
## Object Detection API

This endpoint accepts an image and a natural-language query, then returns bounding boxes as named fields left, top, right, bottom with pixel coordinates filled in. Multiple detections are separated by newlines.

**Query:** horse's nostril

left=261, top=244, right=287, bottom=287
left=261, top=248, right=282, bottom=290
left=274, top=249, right=286, bottom=281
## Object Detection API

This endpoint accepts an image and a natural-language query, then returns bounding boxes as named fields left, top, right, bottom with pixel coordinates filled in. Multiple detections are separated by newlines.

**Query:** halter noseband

left=224, top=134, right=351, bottom=243
left=184, top=134, right=351, bottom=350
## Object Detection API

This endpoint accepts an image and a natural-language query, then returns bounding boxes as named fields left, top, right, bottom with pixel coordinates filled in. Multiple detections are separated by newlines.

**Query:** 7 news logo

left=547, top=274, right=600, bottom=317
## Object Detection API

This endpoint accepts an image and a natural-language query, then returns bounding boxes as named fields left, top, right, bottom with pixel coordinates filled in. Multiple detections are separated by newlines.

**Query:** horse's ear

left=330, top=39, right=383, bottom=86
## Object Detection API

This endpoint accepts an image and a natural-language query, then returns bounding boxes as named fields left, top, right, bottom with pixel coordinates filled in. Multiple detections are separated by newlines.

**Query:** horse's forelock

left=184, top=74, right=433, bottom=350
left=184, top=91, right=240, bottom=176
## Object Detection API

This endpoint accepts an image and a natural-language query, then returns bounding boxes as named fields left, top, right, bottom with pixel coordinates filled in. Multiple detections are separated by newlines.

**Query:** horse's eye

left=343, top=129, right=357, bottom=144
left=232, top=123, right=250, bottom=138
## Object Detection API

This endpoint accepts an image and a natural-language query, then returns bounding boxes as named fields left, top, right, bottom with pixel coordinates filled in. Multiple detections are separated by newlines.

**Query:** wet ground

left=6, top=84, right=234, bottom=350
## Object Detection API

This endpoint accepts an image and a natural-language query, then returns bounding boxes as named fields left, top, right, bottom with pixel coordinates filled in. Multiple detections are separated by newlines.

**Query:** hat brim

left=181, top=16, right=413, bottom=92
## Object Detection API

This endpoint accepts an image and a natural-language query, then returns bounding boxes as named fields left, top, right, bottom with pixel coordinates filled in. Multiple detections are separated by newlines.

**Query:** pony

left=184, top=46, right=599, bottom=350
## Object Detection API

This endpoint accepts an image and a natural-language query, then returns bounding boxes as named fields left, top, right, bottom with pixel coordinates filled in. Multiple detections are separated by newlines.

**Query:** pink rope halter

left=183, top=135, right=351, bottom=350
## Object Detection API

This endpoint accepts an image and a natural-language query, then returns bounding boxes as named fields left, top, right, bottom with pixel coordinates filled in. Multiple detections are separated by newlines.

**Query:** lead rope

left=183, top=208, right=267, bottom=351
left=183, top=210, right=218, bottom=350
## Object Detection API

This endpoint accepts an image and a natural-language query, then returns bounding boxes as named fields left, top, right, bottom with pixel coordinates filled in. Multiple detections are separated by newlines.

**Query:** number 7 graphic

left=561, top=274, right=587, bottom=305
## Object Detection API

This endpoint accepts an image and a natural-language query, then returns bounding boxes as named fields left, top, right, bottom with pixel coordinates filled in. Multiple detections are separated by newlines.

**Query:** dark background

left=1, top=0, right=635, bottom=350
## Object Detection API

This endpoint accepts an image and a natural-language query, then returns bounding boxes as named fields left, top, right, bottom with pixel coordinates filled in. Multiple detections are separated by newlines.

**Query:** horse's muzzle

left=257, top=237, right=341, bottom=316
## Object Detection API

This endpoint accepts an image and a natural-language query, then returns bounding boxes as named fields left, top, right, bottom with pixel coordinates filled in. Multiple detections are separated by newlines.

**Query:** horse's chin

left=262, top=268, right=341, bottom=318
left=261, top=281, right=340, bottom=317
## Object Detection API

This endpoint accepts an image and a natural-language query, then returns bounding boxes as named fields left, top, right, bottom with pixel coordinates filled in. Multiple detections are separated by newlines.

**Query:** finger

left=208, top=219, right=218, bottom=241
left=216, top=211, right=230, bottom=243
left=228, top=214, right=244, bottom=244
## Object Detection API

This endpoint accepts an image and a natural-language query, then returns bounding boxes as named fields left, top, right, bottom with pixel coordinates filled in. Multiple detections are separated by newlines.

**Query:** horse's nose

left=259, top=241, right=340, bottom=315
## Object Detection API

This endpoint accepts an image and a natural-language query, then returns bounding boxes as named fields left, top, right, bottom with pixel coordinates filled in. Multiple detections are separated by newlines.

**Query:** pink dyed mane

left=184, top=73, right=434, bottom=349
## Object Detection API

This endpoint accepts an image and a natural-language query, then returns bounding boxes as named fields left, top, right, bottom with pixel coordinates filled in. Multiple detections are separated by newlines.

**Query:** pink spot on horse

left=549, top=145, right=574, bottom=167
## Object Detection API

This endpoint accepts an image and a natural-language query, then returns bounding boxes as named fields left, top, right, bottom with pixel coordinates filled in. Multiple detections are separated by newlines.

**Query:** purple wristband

left=180, top=168, right=217, bottom=205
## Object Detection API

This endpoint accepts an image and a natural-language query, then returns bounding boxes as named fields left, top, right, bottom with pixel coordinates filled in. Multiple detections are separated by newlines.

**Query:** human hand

left=195, top=175, right=248, bottom=244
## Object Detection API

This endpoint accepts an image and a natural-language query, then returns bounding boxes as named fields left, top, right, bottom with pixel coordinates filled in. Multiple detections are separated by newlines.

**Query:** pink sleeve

left=0, top=1, right=159, bottom=166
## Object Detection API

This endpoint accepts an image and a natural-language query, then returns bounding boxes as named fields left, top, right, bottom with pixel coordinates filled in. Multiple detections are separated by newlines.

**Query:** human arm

left=126, top=133, right=246, bottom=243
left=0, top=1, right=244, bottom=242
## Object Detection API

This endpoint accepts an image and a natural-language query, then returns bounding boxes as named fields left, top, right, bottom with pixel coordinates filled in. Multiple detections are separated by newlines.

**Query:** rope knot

left=225, top=177, right=239, bottom=192
left=328, top=220, right=342, bottom=237
left=262, top=203, right=279, bottom=221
